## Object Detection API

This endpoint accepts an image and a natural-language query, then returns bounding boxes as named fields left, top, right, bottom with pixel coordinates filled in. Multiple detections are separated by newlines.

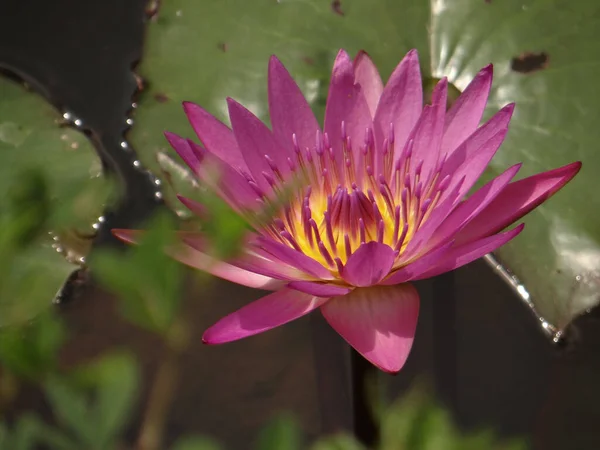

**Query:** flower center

left=257, top=123, right=449, bottom=275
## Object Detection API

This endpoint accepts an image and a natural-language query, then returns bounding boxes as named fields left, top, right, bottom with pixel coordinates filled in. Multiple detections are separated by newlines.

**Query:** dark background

left=0, top=1, right=599, bottom=448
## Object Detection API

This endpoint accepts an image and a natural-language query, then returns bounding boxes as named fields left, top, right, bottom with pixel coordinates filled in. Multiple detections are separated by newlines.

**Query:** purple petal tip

left=112, top=229, right=139, bottom=244
left=480, top=63, right=494, bottom=76
left=182, top=100, right=195, bottom=112
left=504, top=102, right=516, bottom=113
left=406, top=49, right=419, bottom=60
left=163, top=130, right=176, bottom=140
left=268, top=54, right=282, bottom=68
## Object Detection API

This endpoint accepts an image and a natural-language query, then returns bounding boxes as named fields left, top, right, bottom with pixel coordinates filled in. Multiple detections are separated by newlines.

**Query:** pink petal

left=182, top=102, right=248, bottom=173
left=164, top=131, right=203, bottom=173
left=440, top=104, right=514, bottom=202
left=400, top=179, right=465, bottom=260
left=442, top=103, right=514, bottom=172
left=112, top=228, right=142, bottom=244
left=177, top=195, right=205, bottom=217
left=111, top=229, right=284, bottom=290
left=227, top=98, right=291, bottom=193
left=321, top=284, right=420, bottom=374
left=412, top=223, right=525, bottom=280
left=287, top=281, right=352, bottom=297
left=441, top=65, right=493, bottom=155
left=324, top=49, right=373, bottom=185
left=353, top=51, right=384, bottom=116
left=427, top=163, right=522, bottom=249
left=192, top=149, right=261, bottom=212
left=164, top=134, right=259, bottom=212
left=181, top=234, right=306, bottom=281
left=203, top=288, right=328, bottom=344
left=373, top=49, right=422, bottom=176
left=381, top=241, right=455, bottom=285
left=168, top=243, right=284, bottom=290
left=268, top=55, right=321, bottom=158
left=340, top=242, right=397, bottom=287
left=454, top=162, right=581, bottom=244
left=407, top=78, right=447, bottom=184
left=256, top=236, right=334, bottom=280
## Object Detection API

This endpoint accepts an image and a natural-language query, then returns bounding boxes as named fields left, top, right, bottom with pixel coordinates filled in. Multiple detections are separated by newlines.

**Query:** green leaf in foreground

left=379, top=388, right=528, bottom=450
left=92, top=212, right=183, bottom=334
left=0, top=311, right=65, bottom=381
left=255, top=414, right=301, bottom=450
left=44, top=352, right=139, bottom=450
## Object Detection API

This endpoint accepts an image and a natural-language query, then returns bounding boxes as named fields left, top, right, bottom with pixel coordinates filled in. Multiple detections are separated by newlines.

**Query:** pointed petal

left=373, top=49, right=422, bottom=176
left=112, top=228, right=142, bottom=244
left=340, top=242, right=397, bottom=287
left=163, top=134, right=259, bottom=212
left=177, top=195, right=205, bottom=217
left=440, top=104, right=514, bottom=201
left=428, top=163, right=522, bottom=248
left=181, top=234, right=307, bottom=281
left=324, top=49, right=373, bottom=183
left=256, top=236, right=334, bottom=280
left=182, top=101, right=248, bottom=172
left=382, top=241, right=455, bottom=285
left=203, top=288, right=328, bottom=344
left=353, top=51, right=384, bottom=116
left=321, top=284, right=420, bottom=373
left=164, top=131, right=203, bottom=173
left=401, top=179, right=465, bottom=260
left=454, top=162, right=581, bottom=244
left=112, top=229, right=284, bottom=290
left=168, top=243, right=284, bottom=290
left=227, top=98, right=291, bottom=193
left=287, top=281, right=352, bottom=297
left=412, top=224, right=525, bottom=280
left=442, top=103, right=514, bottom=172
left=408, top=78, right=447, bottom=183
left=441, top=65, right=493, bottom=155
left=268, top=55, right=321, bottom=157
left=194, top=151, right=261, bottom=212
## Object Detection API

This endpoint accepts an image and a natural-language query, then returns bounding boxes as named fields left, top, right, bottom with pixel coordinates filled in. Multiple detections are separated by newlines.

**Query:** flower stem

left=136, top=320, right=189, bottom=450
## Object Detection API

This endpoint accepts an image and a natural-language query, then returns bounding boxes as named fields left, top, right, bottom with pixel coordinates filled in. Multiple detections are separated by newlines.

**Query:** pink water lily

left=115, top=49, right=580, bottom=373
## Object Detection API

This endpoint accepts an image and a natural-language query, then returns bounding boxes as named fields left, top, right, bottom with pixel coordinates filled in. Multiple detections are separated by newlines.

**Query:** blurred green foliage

left=92, top=212, right=184, bottom=336
left=0, top=189, right=528, bottom=449
left=42, top=352, right=139, bottom=449
left=0, top=312, right=65, bottom=381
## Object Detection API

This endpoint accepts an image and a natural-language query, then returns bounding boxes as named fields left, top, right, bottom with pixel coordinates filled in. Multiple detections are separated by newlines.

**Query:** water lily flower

left=115, top=49, right=580, bottom=373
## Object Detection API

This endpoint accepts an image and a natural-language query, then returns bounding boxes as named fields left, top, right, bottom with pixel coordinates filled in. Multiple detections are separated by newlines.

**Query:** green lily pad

left=0, top=75, right=109, bottom=325
left=131, top=0, right=600, bottom=332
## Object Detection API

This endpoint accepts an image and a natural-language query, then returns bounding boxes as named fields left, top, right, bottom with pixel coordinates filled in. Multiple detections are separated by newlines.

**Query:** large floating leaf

left=131, top=0, right=600, bottom=331
left=0, top=76, right=108, bottom=325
